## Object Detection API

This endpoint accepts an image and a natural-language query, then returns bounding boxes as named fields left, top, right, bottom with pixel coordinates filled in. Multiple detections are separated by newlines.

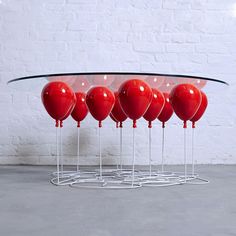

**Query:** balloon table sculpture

left=7, top=72, right=228, bottom=189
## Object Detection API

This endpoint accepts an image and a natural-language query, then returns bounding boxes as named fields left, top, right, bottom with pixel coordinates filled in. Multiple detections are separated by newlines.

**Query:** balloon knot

left=148, top=121, right=152, bottom=128
left=133, top=120, right=137, bottom=128
left=99, top=121, right=102, bottom=128
left=183, top=121, right=187, bottom=129
left=55, top=120, right=59, bottom=128
left=77, top=121, right=81, bottom=128
left=116, top=122, right=119, bottom=128
left=192, top=121, right=196, bottom=129
left=60, top=120, right=63, bottom=128
left=119, top=122, right=123, bottom=128
left=162, top=122, right=165, bottom=128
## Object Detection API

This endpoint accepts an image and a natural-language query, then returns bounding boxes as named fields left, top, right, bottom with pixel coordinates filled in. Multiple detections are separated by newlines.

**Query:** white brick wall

left=0, top=0, right=236, bottom=165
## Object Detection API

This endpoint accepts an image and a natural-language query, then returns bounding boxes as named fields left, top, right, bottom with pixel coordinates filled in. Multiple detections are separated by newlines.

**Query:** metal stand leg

left=99, top=127, right=102, bottom=180
left=120, top=127, right=123, bottom=172
left=184, top=128, right=187, bottom=183
left=161, top=127, right=165, bottom=173
left=60, top=127, right=63, bottom=176
left=116, top=127, right=119, bottom=170
left=149, top=128, right=152, bottom=177
left=56, top=127, right=60, bottom=184
left=76, top=128, right=80, bottom=173
left=191, top=128, right=195, bottom=176
left=131, top=128, right=135, bottom=187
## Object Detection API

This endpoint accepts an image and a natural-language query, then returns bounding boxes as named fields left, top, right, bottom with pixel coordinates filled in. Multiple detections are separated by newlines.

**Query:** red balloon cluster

left=41, top=78, right=208, bottom=129
left=169, top=84, right=206, bottom=128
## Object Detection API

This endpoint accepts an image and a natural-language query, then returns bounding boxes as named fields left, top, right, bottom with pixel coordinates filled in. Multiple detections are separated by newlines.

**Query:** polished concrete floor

left=0, top=165, right=235, bottom=236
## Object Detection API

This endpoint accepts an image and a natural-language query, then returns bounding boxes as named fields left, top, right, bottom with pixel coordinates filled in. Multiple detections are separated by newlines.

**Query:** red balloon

left=159, top=77, right=176, bottom=92
left=118, top=79, right=152, bottom=128
left=157, top=93, right=173, bottom=128
left=110, top=113, right=119, bottom=128
left=41, top=81, right=76, bottom=127
left=143, top=88, right=165, bottom=128
left=72, top=76, right=91, bottom=92
left=111, top=92, right=127, bottom=128
left=71, top=92, right=89, bottom=127
left=190, top=91, right=208, bottom=128
left=145, top=76, right=164, bottom=89
left=194, top=79, right=207, bottom=89
left=169, top=84, right=202, bottom=128
left=92, top=74, right=114, bottom=86
left=86, top=86, right=115, bottom=127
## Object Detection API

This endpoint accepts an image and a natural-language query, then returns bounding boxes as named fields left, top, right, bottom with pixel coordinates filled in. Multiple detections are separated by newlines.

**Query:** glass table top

left=7, top=72, right=229, bottom=93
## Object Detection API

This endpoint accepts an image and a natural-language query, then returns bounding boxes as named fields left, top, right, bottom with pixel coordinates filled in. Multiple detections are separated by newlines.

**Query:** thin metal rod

left=116, top=128, right=119, bottom=170
left=56, top=127, right=59, bottom=184
left=76, top=128, right=80, bottom=172
left=184, top=128, right=187, bottom=183
left=149, top=128, right=152, bottom=177
left=191, top=128, right=195, bottom=176
left=161, top=127, right=165, bottom=172
left=60, top=127, right=63, bottom=175
left=120, top=127, right=123, bottom=171
left=99, top=127, right=102, bottom=180
left=132, top=128, right=135, bottom=187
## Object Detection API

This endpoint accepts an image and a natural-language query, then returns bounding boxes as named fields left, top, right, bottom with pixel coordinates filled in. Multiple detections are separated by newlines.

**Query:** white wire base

left=50, top=166, right=209, bottom=189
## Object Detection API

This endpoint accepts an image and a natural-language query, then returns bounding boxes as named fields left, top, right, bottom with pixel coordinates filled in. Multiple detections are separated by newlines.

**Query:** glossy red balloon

left=41, top=81, right=76, bottom=127
left=118, top=79, right=152, bottom=128
left=169, top=84, right=202, bottom=128
left=143, top=88, right=165, bottom=128
left=157, top=93, right=173, bottom=128
left=111, top=92, right=127, bottom=127
left=190, top=91, right=208, bottom=128
left=86, top=86, right=115, bottom=127
left=71, top=92, right=89, bottom=127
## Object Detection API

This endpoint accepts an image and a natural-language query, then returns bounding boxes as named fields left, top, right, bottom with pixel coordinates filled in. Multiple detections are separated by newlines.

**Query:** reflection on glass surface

left=7, top=72, right=228, bottom=93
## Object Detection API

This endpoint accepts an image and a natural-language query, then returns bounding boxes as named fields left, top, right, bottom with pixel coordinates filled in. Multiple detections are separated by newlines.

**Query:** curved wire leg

left=50, top=176, right=77, bottom=186
left=142, top=181, right=181, bottom=187
left=185, top=177, right=210, bottom=185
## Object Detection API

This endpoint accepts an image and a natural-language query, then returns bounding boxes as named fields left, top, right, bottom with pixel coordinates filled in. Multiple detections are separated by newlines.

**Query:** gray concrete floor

left=0, top=165, right=236, bottom=236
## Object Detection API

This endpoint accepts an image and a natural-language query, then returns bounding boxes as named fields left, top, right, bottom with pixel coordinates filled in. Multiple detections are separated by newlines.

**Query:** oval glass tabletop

left=7, top=72, right=229, bottom=94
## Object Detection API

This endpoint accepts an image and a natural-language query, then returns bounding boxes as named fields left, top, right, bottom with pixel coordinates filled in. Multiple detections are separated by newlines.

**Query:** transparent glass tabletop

left=7, top=72, right=229, bottom=94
